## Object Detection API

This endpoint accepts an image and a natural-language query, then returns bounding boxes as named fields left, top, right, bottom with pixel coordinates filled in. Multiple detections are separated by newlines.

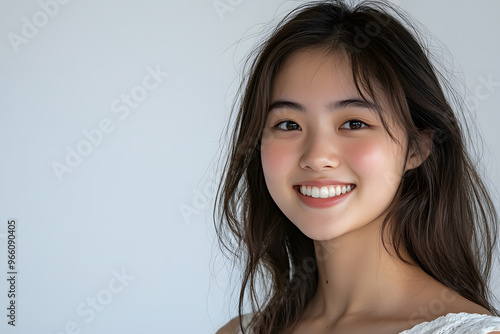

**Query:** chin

left=293, top=222, right=347, bottom=242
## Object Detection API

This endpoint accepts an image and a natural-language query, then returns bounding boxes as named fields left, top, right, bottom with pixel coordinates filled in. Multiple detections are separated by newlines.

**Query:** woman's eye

left=275, top=120, right=301, bottom=131
left=340, top=120, right=368, bottom=130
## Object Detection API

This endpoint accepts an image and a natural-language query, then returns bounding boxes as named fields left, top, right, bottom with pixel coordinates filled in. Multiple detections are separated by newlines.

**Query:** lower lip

left=294, top=185, right=355, bottom=208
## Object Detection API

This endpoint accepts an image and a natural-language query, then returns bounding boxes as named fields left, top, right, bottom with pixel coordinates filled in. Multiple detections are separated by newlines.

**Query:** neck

left=306, top=217, right=433, bottom=320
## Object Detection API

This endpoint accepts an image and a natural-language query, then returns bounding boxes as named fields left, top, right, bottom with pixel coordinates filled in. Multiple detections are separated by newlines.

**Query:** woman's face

left=260, top=49, right=412, bottom=241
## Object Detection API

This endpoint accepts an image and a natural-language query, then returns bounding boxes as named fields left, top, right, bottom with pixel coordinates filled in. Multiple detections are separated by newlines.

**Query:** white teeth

left=335, top=185, right=341, bottom=196
left=299, top=184, right=354, bottom=198
left=300, top=185, right=306, bottom=195
left=328, top=186, right=335, bottom=197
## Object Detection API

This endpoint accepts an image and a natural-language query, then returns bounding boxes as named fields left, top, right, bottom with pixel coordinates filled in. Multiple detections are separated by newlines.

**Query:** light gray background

left=0, top=0, right=499, bottom=333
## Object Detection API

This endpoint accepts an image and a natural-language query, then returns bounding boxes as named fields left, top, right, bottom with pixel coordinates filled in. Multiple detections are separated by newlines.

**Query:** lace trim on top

left=399, top=312, right=500, bottom=334
left=238, top=312, right=500, bottom=334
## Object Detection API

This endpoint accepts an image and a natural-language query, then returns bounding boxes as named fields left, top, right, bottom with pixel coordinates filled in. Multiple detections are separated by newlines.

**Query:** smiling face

left=260, top=48, right=416, bottom=241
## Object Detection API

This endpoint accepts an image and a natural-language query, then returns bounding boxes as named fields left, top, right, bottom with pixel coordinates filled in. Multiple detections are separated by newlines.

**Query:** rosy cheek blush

left=345, top=141, right=385, bottom=170
left=262, top=145, right=293, bottom=173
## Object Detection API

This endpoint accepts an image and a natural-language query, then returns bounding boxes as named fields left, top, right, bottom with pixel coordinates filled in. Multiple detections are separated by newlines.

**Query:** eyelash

left=274, top=119, right=369, bottom=131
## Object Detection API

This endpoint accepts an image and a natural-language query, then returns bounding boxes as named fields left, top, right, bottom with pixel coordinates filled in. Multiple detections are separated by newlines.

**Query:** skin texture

left=261, top=48, right=415, bottom=243
left=216, top=48, right=497, bottom=333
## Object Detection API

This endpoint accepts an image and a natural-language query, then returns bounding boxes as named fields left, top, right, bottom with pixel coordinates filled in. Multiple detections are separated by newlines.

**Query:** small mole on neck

left=326, top=280, right=329, bottom=284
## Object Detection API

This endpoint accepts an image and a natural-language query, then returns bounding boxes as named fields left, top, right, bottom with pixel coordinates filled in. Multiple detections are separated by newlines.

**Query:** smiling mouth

left=294, top=184, right=356, bottom=199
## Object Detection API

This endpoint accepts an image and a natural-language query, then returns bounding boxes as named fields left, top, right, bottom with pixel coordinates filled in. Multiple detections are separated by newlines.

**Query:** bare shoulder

left=398, top=279, right=499, bottom=329
left=216, top=316, right=242, bottom=334
left=418, top=280, right=494, bottom=316
left=445, top=291, right=494, bottom=316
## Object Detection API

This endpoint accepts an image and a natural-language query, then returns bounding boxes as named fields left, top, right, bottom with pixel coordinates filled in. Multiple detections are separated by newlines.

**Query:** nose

left=299, top=131, right=340, bottom=171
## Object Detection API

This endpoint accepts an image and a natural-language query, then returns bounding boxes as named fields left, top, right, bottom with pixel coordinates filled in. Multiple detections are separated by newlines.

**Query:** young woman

left=214, top=1, right=500, bottom=333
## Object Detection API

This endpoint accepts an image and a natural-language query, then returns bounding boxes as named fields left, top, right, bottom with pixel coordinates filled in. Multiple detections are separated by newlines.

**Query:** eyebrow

left=268, top=98, right=377, bottom=113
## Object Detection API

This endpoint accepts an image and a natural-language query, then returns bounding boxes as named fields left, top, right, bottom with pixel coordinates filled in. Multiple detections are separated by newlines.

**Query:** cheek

left=261, top=141, right=295, bottom=177
left=345, top=140, right=388, bottom=173
left=345, top=139, right=404, bottom=190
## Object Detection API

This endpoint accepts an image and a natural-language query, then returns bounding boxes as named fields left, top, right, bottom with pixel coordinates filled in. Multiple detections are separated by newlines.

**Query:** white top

left=237, top=312, right=500, bottom=333
left=400, top=313, right=500, bottom=334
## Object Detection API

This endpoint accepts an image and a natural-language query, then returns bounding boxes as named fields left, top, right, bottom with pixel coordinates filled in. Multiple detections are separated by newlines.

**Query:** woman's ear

left=405, top=129, right=434, bottom=171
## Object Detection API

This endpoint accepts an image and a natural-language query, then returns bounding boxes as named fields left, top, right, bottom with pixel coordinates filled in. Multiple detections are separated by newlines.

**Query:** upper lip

left=294, top=180, right=355, bottom=187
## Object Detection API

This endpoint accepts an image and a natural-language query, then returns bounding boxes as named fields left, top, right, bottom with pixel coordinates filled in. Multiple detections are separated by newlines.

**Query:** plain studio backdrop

left=0, top=0, right=499, bottom=333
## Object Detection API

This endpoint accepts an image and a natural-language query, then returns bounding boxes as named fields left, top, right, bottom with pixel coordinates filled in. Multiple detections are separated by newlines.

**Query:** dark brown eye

left=340, top=120, right=367, bottom=130
left=276, top=121, right=301, bottom=131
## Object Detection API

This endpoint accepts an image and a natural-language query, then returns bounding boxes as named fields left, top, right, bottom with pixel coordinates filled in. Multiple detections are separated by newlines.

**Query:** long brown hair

left=214, top=1, right=499, bottom=332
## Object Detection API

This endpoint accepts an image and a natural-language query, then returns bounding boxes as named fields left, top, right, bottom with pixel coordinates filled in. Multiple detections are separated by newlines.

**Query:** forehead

left=272, top=48, right=359, bottom=101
